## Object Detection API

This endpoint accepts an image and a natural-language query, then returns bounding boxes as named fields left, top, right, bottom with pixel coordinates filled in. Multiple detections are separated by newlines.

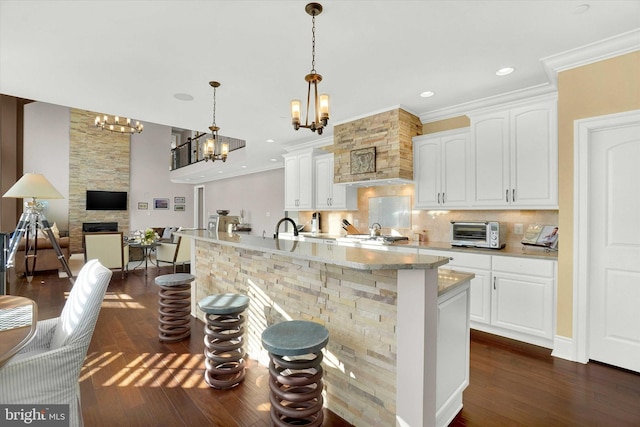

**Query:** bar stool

left=154, top=273, right=195, bottom=343
left=197, top=293, right=250, bottom=389
left=261, top=320, right=329, bottom=427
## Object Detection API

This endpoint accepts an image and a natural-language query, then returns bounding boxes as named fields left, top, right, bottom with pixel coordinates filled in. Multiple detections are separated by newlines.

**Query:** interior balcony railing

left=170, top=133, right=246, bottom=171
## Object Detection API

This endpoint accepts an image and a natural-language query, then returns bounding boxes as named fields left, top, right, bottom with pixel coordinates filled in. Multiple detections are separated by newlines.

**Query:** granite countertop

left=438, top=270, right=474, bottom=296
left=297, top=232, right=558, bottom=260
left=176, top=229, right=450, bottom=271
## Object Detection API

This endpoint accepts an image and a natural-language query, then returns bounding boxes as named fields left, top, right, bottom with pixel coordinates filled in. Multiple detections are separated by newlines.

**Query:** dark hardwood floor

left=8, top=266, right=640, bottom=426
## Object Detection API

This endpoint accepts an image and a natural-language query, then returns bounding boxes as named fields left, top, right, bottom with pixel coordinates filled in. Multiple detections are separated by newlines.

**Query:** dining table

left=0, top=295, right=38, bottom=368
left=128, top=241, right=161, bottom=275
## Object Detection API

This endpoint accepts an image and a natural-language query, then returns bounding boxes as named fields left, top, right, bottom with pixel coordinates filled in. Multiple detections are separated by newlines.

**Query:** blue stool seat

left=197, top=293, right=250, bottom=389
left=198, top=293, right=249, bottom=315
left=154, top=273, right=195, bottom=343
left=261, top=320, right=329, bottom=427
left=261, top=320, right=329, bottom=356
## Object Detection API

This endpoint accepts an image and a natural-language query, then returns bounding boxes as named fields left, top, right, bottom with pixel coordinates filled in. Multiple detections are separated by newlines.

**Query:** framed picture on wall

left=153, top=198, right=169, bottom=210
left=137, top=202, right=148, bottom=210
left=174, top=204, right=185, bottom=211
left=174, top=196, right=185, bottom=204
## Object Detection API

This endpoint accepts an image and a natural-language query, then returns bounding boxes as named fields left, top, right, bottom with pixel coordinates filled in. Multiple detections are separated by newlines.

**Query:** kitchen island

left=177, top=229, right=473, bottom=427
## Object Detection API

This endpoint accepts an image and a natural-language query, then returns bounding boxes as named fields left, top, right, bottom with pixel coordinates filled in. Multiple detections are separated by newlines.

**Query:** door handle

left=505, top=189, right=509, bottom=203
left=442, top=192, right=445, bottom=204
left=512, top=188, right=516, bottom=202
left=493, top=276, right=496, bottom=290
left=437, top=193, right=441, bottom=204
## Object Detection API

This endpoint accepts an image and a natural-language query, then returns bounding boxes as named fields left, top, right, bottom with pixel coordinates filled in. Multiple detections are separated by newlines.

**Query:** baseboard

left=551, top=335, right=580, bottom=362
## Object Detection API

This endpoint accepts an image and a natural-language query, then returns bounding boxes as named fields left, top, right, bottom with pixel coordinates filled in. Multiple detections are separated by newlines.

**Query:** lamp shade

left=3, top=173, right=64, bottom=199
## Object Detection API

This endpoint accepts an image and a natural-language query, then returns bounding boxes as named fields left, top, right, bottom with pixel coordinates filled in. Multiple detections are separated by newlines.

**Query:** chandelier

left=290, top=2, right=330, bottom=135
left=204, top=81, right=230, bottom=162
left=95, top=115, right=143, bottom=134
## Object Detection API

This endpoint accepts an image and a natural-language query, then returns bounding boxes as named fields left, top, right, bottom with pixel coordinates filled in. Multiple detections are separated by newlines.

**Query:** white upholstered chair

left=156, top=235, right=191, bottom=273
left=0, top=259, right=112, bottom=427
left=83, top=231, right=129, bottom=278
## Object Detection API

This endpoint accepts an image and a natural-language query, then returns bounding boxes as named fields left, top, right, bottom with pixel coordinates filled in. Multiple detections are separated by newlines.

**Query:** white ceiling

left=1, top=1, right=639, bottom=183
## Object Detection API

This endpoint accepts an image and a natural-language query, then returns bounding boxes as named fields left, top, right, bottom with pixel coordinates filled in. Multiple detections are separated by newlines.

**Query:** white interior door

left=588, top=121, right=640, bottom=373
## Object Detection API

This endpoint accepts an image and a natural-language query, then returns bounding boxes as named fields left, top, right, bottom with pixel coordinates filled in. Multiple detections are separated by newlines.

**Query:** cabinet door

left=441, top=134, right=469, bottom=207
left=510, top=101, right=558, bottom=207
left=453, top=267, right=491, bottom=325
left=414, top=137, right=441, bottom=208
left=491, top=273, right=554, bottom=339
left=315, top=155, right=332, bottom=209
left=470, top=112, right=510, bottom=206
left=296, top=151, right=314, bottom=210
left=436, top=284, right=470, bottom=423
left=284, top=154, right=300, bottom=210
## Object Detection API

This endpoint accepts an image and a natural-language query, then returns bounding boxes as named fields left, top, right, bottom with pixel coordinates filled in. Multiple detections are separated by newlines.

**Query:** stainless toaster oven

left=450, top=221, right=505, bottom=249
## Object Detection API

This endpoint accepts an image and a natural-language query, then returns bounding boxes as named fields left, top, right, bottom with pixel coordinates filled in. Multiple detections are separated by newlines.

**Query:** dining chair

left=156, top=235, right=191, bottom=273
left=83, top=231, right=129, bottom=278
left=0, top=259, right=112, bottom=427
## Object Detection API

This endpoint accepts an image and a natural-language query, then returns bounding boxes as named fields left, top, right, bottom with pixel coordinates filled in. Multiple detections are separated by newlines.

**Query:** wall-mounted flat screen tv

left=86, top=190, right=128, bottom=211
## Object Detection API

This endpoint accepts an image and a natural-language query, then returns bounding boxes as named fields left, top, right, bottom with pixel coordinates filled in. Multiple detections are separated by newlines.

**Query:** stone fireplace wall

left=68, top=109, right=130, bottom=253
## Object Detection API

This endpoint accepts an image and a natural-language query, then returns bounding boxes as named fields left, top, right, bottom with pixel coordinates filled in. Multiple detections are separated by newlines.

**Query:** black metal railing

left=170, top=133, right=246, bottom=171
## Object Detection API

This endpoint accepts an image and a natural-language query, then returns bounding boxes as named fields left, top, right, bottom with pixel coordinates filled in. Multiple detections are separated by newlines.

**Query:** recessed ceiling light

left=573, top=4, right=590, bottom=14
left=241, top=165, right=247, bottom=168
left=218, top=170, right=223, bottom=174
left=266, top=139, right=274, bottom=143
left=173, top=93, right=194, bottom=101
left=496, top=67, right=515, bottom=76
left=420, top=91, right=435, bottom=98
left=271, top=158, right=278, bottom=162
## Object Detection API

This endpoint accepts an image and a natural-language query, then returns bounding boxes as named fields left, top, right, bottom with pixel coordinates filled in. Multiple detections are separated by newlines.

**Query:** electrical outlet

left=514, top=223, right=524, bottom=235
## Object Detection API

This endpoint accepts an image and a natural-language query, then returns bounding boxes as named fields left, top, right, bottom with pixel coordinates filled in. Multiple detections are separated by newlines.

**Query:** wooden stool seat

left=198, top=293, right=250, bottom=389
left=261, top=320, right=329, bottom=427
left=154, top=273, right=195, bottom=343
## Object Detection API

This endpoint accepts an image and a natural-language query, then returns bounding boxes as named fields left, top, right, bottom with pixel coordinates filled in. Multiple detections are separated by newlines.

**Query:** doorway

left=575, top=110, right=640, bottom=373
left=194, top=185, right=205, bottom=229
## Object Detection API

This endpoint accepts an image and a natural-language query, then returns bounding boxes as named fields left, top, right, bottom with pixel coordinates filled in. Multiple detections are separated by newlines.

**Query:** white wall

left=23, top=102, right=70, bottom=228
left=129, top=123, right=194, bottom=231
left=203, top=168, right=284, bottom=237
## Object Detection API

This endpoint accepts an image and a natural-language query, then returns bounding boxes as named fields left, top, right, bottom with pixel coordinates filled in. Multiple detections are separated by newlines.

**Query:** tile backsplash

left=296, top=184, right=559, bottom=250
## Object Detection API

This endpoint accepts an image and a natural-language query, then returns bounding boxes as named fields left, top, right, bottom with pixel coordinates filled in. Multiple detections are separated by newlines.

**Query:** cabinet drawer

left=422, top=250, right=491, bottom=270
left=492, top=256, right=555, bottom=277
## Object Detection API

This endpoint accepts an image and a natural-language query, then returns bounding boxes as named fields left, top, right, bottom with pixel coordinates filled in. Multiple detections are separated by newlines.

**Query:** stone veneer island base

left=177, top=230, right=472, bottom=427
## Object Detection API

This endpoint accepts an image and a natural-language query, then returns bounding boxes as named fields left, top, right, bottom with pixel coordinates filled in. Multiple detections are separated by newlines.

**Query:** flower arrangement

left=132, top=228, right=159, bottom=245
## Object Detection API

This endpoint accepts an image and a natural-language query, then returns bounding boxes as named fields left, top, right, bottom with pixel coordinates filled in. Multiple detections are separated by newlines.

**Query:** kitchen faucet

left=274, top=217, right=299, bottom=239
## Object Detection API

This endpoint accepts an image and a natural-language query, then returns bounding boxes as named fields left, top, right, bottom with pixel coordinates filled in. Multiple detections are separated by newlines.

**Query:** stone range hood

left=332, top=107, right=422, bottom=185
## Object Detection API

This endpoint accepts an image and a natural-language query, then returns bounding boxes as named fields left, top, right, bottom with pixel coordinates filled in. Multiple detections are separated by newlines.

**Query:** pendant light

left=204, top=81, right=229, bottom=162
left=290, top=3, right=330, bottom=135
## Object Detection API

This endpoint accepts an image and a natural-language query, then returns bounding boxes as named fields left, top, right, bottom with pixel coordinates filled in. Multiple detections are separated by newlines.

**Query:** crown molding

left=541, top=28, right=640, bottom=87
left=420, top=84, right=557, bottom=123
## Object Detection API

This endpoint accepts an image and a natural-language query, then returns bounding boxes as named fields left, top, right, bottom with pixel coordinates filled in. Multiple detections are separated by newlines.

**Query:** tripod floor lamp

left=3, top=173, right=73, bottom=283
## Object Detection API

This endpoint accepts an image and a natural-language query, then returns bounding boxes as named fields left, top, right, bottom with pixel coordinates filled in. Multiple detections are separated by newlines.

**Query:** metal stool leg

left=203, top=310, right=247, bottom=389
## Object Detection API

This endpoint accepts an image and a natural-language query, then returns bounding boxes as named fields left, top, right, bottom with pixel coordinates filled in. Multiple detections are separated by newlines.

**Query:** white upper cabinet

left=469, top=95, right=558, bottom=209
left=283, top=149, right=315, bottom=210
left=314, top=153, right=357, bottom=210
left=413, top=129, right=470, bottom=209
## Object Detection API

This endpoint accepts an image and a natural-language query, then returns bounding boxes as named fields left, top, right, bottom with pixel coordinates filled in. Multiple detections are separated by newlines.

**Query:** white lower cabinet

left=420, top=249, right=492, bottom=326
left=436, top=281, right=470, bottom=427
left=420, top=248, right=556, bottom=348
left=490, top=256, right=555, bottom=347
